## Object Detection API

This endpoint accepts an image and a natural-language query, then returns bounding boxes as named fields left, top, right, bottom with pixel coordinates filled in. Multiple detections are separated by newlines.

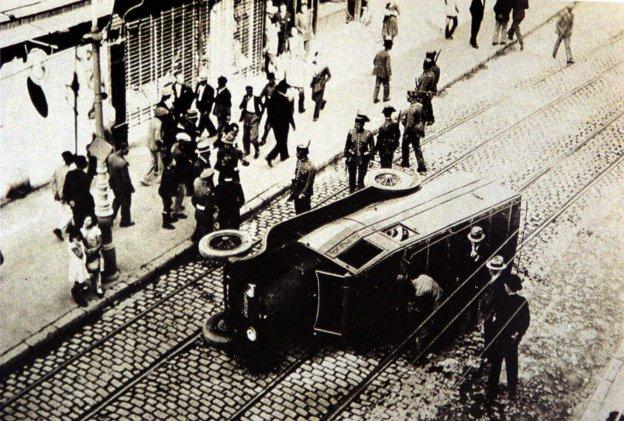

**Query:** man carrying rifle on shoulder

left=417, top=50, right=441, bottom=126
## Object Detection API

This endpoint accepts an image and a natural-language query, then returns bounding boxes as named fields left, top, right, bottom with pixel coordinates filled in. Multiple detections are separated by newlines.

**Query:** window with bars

left=123, top=0, right=265, bottom=129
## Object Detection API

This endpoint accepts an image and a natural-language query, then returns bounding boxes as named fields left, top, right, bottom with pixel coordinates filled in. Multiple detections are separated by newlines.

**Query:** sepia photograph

left=0, top=0, right=623, bottom=419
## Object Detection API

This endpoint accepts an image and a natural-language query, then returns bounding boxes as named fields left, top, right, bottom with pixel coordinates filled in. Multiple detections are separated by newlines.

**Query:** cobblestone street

left=1, top=1, right=624, bottom=420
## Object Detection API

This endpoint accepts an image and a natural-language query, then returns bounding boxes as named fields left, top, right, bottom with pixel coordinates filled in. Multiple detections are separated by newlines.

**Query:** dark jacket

left=195, top=82, right=215, bottom=114
left=493, top=0, right=512, bottom=19
left=213, top=87, right=232, bottom=118
left=159, top=161, right=179, bottom=198
left=63, top=169, right=95, bottom=212
left=239, top=95, right=264, bottom=122
left=376, top=120, right=400, bottom=156
left=345, top=129, right=375, bottom=162
left=155, top=100, right=178, bottom=154
left=470, top=0, right=485, bottom=13
left=484, top=293, right=530, bottom=354
left=511, top=0, right=528, bottom=10
left=311, top=67, right=332, bottom=95
left=172, top=83, right=194, bottom=115
left=106, top=153, right=134, bottom=196
left=372, top=49, right=392, bottom=79
left=290, top=159, right=316, bottom=199
left=267, top=91, right=295, bottom=129
left=260, top=81, right=277, bottom=105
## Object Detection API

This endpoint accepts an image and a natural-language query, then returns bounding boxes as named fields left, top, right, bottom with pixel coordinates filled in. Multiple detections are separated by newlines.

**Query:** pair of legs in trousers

left=470, top=9, right=484, bottom=46
left=260, top=118, right=272, bottom=145
left=160, top=194, right=175, bottom=229
left=445, top=15, right=458, bottom=39
left=141, top=150, right=163, bottom=185
left=507, top=9, right=525, bottom=48
left=266, top=123, right=290, bottom=162
left=312, top=90, right=326, bottom=121
left=379, top=153, right=394, bottom=168
left=112, top=192, right=133, bottom=226
left=373, top=76, right=390, bottom=102
left=553, top=35, right=573, bottom=62
left=421, top=96, right=435, bottom=124
left=487, top=344, right=519, bottom=397
left=53, top=201, right=72, bottom=239
left=191, top=209, right=214, bottom=243
left=347, top=158, right=370, bottom=193
left=242, top=122, right=260, bottom=158
left=173, top=184, right=187, bottom=216
left=216, top=114, right=230, bottom=133
left=198, top=112, right=217, bottom=137
left=492, top=18, right=509, bottom=44
left=401, top=132, right=427, bottom=172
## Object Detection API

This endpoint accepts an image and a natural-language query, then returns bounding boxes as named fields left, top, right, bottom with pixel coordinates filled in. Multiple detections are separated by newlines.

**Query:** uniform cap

left=296, top=141, right=310, bottom=153
left=382, top=106, right=396, bottom=116
left=425, top=51, right=437, bottom=60
left=186, top=109, right=199, bottom=119
left=355, top=113, right=370, bottom=123
left=176, top=132, right=192, bottom=142
left=200, top=168, right=215, bottom=179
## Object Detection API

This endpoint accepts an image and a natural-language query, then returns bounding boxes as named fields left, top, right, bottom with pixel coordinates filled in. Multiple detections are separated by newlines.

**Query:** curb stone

left=0, top=4, right=571, bottom=376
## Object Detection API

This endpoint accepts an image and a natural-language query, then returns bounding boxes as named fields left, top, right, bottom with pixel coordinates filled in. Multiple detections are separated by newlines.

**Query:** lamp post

left=84, top=10, right=119, bottom=283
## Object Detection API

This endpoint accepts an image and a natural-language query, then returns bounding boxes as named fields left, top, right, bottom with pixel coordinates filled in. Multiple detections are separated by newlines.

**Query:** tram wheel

left=364, top=168, right=419, bottom=192
left=198, top=229, right=253, bottom=259
left=203, top=312, right=235, bottom=346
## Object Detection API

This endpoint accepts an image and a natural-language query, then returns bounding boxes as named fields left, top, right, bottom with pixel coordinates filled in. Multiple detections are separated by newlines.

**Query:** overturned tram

left=199, top=169, right=522, bottom=345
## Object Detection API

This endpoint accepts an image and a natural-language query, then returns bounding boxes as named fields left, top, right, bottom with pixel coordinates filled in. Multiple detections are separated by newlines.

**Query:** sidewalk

left=581, top=339, right=624, bottom=420
left=0, top=0, right=568, bottom=369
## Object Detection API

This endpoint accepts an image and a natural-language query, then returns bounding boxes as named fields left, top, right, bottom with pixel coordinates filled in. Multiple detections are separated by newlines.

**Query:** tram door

left=313, top=271, right=347, bottom=337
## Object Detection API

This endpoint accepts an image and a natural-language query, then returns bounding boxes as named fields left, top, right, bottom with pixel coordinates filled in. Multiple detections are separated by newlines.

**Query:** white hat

left=176, top=132, right=192, bottom=142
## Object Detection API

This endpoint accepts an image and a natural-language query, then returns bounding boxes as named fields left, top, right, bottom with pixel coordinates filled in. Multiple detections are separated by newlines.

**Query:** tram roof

left=299, top=172, right=520, bottom=274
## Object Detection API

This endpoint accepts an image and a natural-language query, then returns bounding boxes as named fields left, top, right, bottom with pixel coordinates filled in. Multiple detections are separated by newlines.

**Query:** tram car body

left=221, top=171, right=521, bottom=344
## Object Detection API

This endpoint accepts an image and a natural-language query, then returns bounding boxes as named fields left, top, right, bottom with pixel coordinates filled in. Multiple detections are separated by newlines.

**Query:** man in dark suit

left=63, top=155, right=95, bottom=229
left=107, top=147, right=135, bottom=227
left=215, top=176, right=245, bottom=230
left=275, top=3, right=292, bottom=55
left=485, top=274, right=530, bottom=400
left=171, top=70, right=194, bottom=118
left=213, top=76, right=232, bottom=134
left=470, top=0, right=486, bottom=48
left=265, top=81, right=296, bottom=166
left=155, top=86, right=178, bottom=164
left=373, top=38, right=393, bottom=103
left=239, top=85, right=264, bottom=158
left=195, top=70, right=217, bottom=137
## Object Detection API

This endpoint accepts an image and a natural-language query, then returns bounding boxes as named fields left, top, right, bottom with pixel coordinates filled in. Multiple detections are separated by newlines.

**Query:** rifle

left=434, top=49, right=442, bottom=63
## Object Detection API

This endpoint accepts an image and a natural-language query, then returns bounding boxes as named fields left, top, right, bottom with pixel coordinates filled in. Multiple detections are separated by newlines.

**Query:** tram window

left=427, top=236, right=451, bottom=292
left=337, top=240, right=384, bottom=269
left=491, top=207, right=511, bottom=257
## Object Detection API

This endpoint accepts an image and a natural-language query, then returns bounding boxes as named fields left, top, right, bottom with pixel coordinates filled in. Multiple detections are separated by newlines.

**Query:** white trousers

left=55, top=200, right=72, bottom=231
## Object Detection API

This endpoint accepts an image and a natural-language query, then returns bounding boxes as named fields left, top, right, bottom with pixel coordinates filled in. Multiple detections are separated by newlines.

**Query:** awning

left=0, top=0, right=115, bottom=49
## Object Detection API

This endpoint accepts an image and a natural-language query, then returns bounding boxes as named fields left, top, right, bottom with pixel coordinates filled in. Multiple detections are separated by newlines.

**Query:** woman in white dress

left=68, top=230, right=89, bottom=306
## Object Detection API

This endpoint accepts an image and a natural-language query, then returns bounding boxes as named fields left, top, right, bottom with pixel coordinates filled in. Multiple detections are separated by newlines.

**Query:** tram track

left=82, top=68, right=624, bottom=420
left=2, top=25, right=622, bottom=421
left=229, top=109, right=624, bottom=421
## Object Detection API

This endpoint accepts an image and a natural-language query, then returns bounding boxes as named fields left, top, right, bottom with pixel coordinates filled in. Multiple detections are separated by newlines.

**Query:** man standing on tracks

left=553, top=5, right=574, bottom=65
left=417, top=57, right=437, bottom=126
left=399, top=91, right=427, bottom=174
left=484, top=274, right=530, bottom=400
left=375, top=106, right=400, bottom=169
left=507, top=0, right=529, bottom=50
left=345, top=113, right=376, bottom=193
left=289, top=142, right=316, bottom=215
left=372, top=38, right=393, bottom=103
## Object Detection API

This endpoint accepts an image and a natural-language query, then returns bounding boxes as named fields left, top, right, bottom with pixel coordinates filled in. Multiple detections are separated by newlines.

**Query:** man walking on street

left=492, top=0, right=512, bottom=45
left=52, top=151, right=75, bottom=241
left=171, top=70, right=194, bottom=118
left=141, top=106, right=166, bottom=186
left=373, top=38, right=393, bottom=103
left=215, top=177, right=245, bottom=230
left=485, top=274, right=530, bottom=401
left=191, top=168, right=216, bottom=243
left=553, top=6, right=574, bottom=64
left=266, top=81, right=296, bottom=166
left=159, top=158, right=178, bottom=230
left=289, top=142, right=316, bottom=214
left=507, top=0, right=529, bottom=50
left=417, top=58, right=437, bottom=126
left=375, top=106, right=400, bottom=169
left=107, top=147, right=135, bottom=227
left=195, top=69, right=217, bottom=137
left=213, top=76, right=232, bottom=133
left=445, top=0, right=459, bottom=39
left=239, top=85, right=264, bottom=158
left=311, top=52, right=332, bottom=122
left=470, top=0, right=486, bottom=48
left=295, top=4, right=314, bottom=53
left=400, top=91, right=427, bottom=173
left=345, top=113, right=375, bottom=193
left=260, top=73, right=278, bottom=145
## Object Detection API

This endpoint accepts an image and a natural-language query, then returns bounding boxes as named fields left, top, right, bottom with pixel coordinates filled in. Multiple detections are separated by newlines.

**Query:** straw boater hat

left=186, top=109, right=199, bottom=120
left=176, top=132, right=192, bottom=142
left=200, top=168, right=214, bottom=179
left=486, top=255, right=507, bottom=271
left=467, top=226, right=485, bottom=243
left=196, top=138, right=211, bottom=154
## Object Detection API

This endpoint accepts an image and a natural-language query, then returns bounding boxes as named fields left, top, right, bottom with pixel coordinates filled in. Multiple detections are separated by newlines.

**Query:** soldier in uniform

left=399, top=91, right=427, bottom=173
left=345, top=113, right=375, bottom=193
left=215, top=177, right=245, bottom=230
left=417, top=59, right=437, bottom=125
left=214, top=123, right=249, bottom=183
left=191, top=169, right=216, bottom=243
left=289, top=142, right=316, bottom=215
left=375, top=106, right=400, bottom=168
left=485, top=274, right=530, bottom=400
left=193, top=137, right=212, bottom=179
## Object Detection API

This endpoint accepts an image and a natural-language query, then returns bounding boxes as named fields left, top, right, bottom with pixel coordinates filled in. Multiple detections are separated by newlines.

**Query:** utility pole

left=84, top=13, right=119, bottom=283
